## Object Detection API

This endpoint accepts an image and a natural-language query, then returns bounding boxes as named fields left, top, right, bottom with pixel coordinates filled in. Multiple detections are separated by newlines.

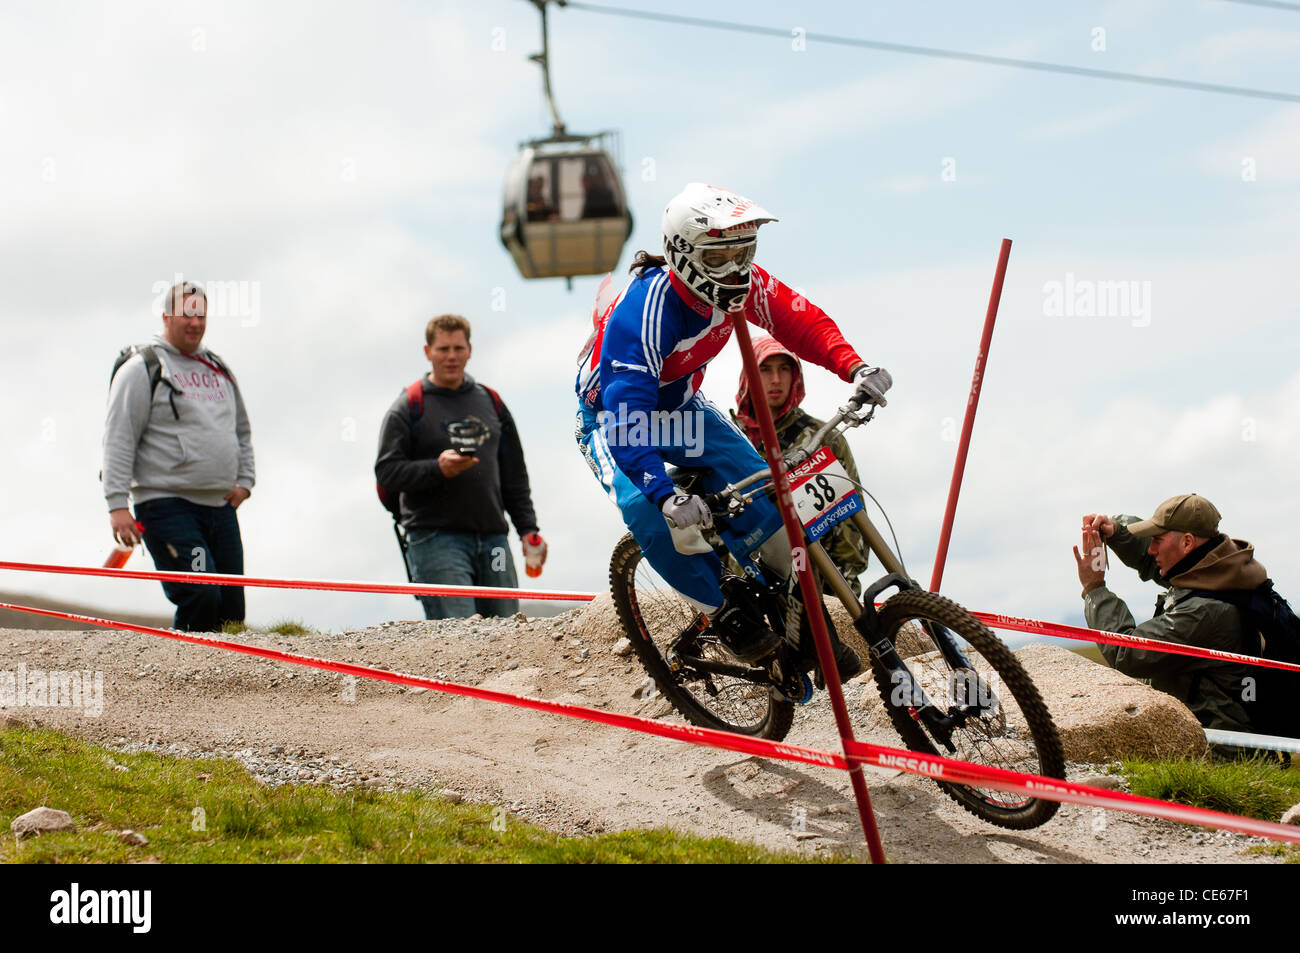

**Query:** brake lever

left=782, top=448, right=809, bottom=470
left=701, top=491, right=727, bottom=517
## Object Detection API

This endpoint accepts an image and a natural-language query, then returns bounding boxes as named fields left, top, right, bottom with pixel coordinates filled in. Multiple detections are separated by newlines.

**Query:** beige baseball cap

left=1127, top=494, right=1222, bottom=538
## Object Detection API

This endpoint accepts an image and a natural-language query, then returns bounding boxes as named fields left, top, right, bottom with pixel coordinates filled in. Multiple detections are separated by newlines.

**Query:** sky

left=1, top=0, right=1297, bottom=637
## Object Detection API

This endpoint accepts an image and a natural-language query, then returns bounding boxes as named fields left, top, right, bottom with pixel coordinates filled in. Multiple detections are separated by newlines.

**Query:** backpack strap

left=405, top=378, right=425, bottom=440
left=111, top=345, right=178, bottom=418
left=376, top=379, right=429, bottom=526
left=406, top=378, right=424, bottom=417
left=199, top=348, right=234, bottom=380
left=479, top=383, right=506, bottom=416
left=139, top=347, right=163, bottom=394
left=111, top=345, right=163, bottom=394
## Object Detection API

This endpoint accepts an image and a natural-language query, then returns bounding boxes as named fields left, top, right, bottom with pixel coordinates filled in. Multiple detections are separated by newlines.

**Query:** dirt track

left=0, top=610, right=1277, bottom=864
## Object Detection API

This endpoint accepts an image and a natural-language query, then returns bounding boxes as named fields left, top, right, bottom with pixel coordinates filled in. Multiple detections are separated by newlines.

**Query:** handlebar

left=699, top=392, right=880, bottom=517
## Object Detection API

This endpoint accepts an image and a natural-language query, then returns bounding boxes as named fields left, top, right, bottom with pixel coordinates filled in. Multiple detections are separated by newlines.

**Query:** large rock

left=852, top=642, right=1208, bottom=763
left=1014, top=643, right=1207, bottom=761
left=825, top=600, right=865, bottom=658
left=11, top=806, right=75, bottom=837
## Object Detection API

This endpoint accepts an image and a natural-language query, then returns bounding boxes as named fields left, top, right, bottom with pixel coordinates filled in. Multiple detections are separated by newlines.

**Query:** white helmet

left=662, top=183, right=777, bottom=313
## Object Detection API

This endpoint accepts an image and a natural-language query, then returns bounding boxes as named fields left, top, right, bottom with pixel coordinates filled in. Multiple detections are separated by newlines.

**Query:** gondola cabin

left=500, top=139, right=633, bottom=281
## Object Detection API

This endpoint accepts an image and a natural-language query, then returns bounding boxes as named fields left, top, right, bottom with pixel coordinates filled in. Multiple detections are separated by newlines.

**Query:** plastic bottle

left=522, top=532, right=547, bottom=578
left=103, top=545, right=134, bottom=569
left=104, top=521, right=146, bottom=569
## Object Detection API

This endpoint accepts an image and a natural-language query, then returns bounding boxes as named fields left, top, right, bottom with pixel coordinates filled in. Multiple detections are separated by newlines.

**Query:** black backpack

left=1191, top=580, right=1300, bottom=739
left=109, top=344, right=232, bottom=420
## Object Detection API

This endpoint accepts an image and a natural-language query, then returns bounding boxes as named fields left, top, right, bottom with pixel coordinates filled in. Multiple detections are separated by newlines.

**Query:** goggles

left=697, top=242, right=756, bottom=278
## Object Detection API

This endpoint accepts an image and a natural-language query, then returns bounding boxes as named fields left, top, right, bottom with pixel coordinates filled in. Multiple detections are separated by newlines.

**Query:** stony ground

left=0, top=608, right=1279, bottom=864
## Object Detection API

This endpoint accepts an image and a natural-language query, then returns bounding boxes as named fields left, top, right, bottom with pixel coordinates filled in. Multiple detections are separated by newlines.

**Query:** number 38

left=802, top=474, right=837, bottom=511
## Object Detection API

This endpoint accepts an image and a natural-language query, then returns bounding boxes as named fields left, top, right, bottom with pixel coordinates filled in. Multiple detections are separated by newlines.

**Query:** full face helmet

left=662, top=183, right=777, bottom=313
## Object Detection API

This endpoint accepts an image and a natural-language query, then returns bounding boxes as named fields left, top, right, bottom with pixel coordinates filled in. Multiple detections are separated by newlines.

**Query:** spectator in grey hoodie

left=102, top=281, right=255, bottom=631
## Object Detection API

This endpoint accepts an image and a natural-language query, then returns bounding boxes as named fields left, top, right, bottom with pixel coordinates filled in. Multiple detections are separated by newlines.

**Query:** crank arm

left=679, top=654, right=771, bottom=685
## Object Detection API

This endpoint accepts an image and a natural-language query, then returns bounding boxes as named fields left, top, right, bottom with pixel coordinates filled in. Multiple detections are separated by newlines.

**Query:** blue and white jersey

left=575, top=265, right=862, bottom=506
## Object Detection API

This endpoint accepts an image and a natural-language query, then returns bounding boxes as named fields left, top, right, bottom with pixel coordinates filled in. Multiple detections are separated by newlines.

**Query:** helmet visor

left=698, top=243, right=755, bottom=278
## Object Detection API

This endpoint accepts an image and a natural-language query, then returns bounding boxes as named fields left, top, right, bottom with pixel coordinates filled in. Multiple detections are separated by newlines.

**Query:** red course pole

left=929, top=238, right=1011, bottom=594
left=731, top=315, right=887, bottom=865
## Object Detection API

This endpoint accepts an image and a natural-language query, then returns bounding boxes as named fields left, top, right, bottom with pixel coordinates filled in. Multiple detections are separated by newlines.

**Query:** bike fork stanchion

left=929, top=237, right=1011, bottom=594
left=730, top=315, right=887, bottom=865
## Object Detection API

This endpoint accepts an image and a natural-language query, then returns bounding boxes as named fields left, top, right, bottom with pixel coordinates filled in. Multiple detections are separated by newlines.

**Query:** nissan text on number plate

left=789, top=447, right=862, bottom=541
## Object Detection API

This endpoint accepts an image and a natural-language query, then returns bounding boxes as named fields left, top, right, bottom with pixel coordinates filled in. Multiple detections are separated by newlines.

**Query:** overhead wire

left=1218, top=0, right=1300, bottom=12
left=562, top=2, right=1300, bottom=104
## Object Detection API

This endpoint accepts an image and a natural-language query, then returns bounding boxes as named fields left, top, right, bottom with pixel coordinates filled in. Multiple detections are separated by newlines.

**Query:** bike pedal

left=787, top=673, right=813, bottom=705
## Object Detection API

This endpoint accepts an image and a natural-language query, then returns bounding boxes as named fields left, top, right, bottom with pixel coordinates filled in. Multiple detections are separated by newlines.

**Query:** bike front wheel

left=869, top=589, right=1065, bottom=830
left=609, top=532, right=794, bottom=740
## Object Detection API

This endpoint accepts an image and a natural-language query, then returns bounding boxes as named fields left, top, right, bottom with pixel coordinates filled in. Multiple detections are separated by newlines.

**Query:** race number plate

left=788, top=447, right=863, bottom=542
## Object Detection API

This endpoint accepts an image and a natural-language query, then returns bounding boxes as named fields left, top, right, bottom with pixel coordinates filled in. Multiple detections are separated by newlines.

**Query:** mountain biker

left=575, top=182, right=891, bottom=678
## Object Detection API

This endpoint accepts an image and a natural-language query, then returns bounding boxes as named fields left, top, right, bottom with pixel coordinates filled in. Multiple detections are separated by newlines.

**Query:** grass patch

left=264, top=619, right=316, bottom=637
left=0, top=725, right=833, bottom=864
left=1246, top=842, right=1300, bottom=863
left=219, top=619, right=316, bottom=638
left=1121, top=755, right=1300, bottom=821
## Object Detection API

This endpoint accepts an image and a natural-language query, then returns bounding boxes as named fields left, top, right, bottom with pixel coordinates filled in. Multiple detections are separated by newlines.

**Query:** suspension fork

left=848, top=511, right=972, bottom=672
left=850, top=572, right=967, bottom=745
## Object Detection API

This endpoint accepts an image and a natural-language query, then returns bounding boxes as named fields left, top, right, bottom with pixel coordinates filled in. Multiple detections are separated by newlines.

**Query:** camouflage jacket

left=734, top=406, right=870, bottom=595
left=1083, top=516, right=1266, bottom=733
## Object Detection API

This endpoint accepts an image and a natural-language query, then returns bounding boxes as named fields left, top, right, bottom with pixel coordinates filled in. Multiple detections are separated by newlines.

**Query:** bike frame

left=686, top=400, right=984, bottom=741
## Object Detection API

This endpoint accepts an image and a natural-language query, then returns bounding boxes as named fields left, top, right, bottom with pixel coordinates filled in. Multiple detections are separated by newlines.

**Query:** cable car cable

left=528, top=0, right=568, bottom=137
left=1218, top=0, right=1300, bottom=12
left=562, top=2, right=1300, bottom=104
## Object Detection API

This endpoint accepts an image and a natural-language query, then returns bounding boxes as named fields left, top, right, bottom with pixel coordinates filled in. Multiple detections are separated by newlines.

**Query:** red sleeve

left=743, top=265, right=863, bottom=382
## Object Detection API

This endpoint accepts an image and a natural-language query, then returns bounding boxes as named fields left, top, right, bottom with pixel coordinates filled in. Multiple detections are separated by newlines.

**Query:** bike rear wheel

left=609, top=533, right=794, bottom=740
left=869, top=589, right=1064, bottom=829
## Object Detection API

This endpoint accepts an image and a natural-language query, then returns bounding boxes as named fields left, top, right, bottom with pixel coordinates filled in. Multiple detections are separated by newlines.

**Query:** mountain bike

left=608, top=392, right=1065, bottom=829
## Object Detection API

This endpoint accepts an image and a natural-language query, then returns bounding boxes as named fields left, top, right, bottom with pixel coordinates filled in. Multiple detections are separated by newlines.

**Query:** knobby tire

left=609, top=533, right=795, bottom=740
left=869, top=589, right=1065, bottom=830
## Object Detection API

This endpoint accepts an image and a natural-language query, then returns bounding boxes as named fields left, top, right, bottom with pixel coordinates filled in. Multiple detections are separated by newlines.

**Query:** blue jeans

left=134, top=497, right=245, bottom=632
left=405, top=529, right=519, bottom=620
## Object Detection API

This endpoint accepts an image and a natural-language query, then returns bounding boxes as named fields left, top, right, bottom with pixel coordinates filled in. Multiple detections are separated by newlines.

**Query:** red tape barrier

left=972, top=610, right=1300, bottom=675
left=3, top=597, right=1299, bottom=846
left=0, top=560, right=596, bottom=603
left=843, top=738, right=1300, bottom=842
left=3, top=560, right=1295, bottom=675
left=0, top=601, right=840, bottom=772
